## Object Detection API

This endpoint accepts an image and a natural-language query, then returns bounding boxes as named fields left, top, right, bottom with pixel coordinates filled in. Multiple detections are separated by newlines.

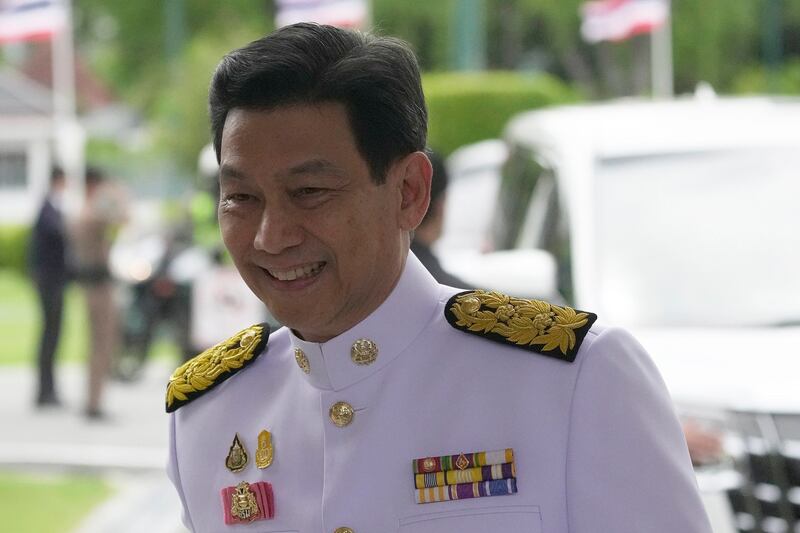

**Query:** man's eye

left=295, top=187, right=324, bottom=197
left=220, top=193, right=255, bottom=209
left=225, top=193, right=253, bottom=203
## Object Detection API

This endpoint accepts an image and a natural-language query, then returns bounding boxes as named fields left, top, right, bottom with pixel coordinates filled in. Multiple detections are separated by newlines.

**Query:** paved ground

left=0, top=361, right=186, bottom=532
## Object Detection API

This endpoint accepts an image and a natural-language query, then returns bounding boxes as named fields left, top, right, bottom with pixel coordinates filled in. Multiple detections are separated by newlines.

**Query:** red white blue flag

left=580, top=0, right=668, bottom=43
left=0, top=0, right=66, bottom=43
left=275, top=0, right=367, bottom=29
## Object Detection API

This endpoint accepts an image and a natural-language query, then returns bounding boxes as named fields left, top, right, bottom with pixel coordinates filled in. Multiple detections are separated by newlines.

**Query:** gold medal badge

left=255, top=429, right=274, bottom=469
left=230, top=482, right=260, bottom=521
left=225, top=433, right=248, bottom=473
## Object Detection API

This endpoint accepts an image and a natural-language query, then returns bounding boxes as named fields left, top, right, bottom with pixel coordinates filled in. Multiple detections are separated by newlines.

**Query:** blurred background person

left=28, top=166, right=69, bottom=408
left=683, top=421, right=724, bottom=467
left=411, top=150, right=468, bottom=288
left=71, top=167, right=128, bottom=420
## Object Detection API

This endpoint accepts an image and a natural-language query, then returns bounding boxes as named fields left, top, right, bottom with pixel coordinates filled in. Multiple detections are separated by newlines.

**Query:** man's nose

left=253, top=208, right=303, bottom=254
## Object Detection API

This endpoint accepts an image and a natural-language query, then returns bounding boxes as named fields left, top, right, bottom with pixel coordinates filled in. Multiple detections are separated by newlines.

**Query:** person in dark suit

left=410, top=150, right=468, bottom=288
left=29, top=167, right=69, bottom=407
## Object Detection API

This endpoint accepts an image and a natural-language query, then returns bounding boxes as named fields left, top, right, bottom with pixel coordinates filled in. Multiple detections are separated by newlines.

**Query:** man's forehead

left=220, top=104, right=353, bottom=153
left=223, top=103, right=348, bottom=128
left=218, top=103, right=370, bottom=182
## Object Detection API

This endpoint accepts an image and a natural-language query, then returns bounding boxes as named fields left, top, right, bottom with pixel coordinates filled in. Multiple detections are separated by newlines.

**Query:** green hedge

left=732, top=60, right=800, bottom=95
left=423, top=71, right=582, bottom=156
left=0, top=226, right=30, bottom=275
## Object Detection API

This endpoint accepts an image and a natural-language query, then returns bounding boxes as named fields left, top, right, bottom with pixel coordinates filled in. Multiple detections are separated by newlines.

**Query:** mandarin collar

left=289, top=252, right=440, bottom=391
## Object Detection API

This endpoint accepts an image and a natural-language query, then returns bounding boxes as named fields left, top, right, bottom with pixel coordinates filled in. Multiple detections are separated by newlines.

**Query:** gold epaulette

left=165, top=323, right=270, bottom=413
left=445, top=290, right=596, bottom=362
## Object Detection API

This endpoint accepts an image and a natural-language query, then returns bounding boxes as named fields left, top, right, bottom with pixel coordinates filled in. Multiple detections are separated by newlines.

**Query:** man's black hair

left=50, top=166, right=65, bottom=186
left=208, top=22, right=428, bottom=183
left=85, top=166, right=104, bottom=187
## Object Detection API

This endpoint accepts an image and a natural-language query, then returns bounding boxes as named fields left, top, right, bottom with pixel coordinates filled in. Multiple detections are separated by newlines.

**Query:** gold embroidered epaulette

left=165, top=323, right=270, bottom=413
left=445, top=290, right=597, bottom=362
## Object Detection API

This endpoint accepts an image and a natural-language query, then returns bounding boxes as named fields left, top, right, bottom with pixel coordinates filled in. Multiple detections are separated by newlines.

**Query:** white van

left=440, top=96, right=800, bottom=531
left=445, top=96, right=800, bottom=415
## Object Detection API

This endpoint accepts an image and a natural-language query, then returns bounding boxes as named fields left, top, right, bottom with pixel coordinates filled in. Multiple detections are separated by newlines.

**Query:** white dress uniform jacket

left=167, top=253, right=712, bottom=533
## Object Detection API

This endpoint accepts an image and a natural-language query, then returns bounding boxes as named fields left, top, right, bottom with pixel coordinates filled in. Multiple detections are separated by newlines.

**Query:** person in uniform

left=72, top=167, right=127, bottom=419
left=166, top=23, right=712, bottom=532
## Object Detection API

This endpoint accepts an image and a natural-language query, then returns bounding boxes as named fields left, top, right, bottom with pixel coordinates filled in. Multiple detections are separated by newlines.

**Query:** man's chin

left=264, top=303, right=322, bottom=334
left=282, top=320, right=334, bottom=343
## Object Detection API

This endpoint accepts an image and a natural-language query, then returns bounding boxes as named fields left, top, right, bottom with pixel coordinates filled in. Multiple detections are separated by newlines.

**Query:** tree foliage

left=74, top=0, right=272, bottom=177
left=75, top=0, right=271, bottom=108
left=377, top=0, right=799, bottom=96
left=71, top=0, right=800, bottom=175
left=372, top=0, right=453, bottom=70
left=152, top=30, right=265, bottom=172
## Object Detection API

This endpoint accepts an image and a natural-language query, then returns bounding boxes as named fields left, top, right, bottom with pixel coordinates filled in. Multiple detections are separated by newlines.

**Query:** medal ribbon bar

left=415, top=461, right=516, bottom=489
left=413, top=448, right=514, bottom=474
left=414, top=478, right=518, bottom=504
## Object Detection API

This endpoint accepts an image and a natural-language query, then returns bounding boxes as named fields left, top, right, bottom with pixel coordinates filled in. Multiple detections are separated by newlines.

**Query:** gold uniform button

left=294, top=348, right=310, bottom=374
left=334, top=528, right=354, bottom=533
left=329, top=401, right=355, bottom=427
left=351, top=338, right=378, bottom=365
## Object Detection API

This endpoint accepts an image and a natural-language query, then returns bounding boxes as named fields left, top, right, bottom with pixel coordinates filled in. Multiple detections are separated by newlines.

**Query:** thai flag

left=580, top=0, right=669, bottom=43
left=275, top=0, right=368, bottom=29
left=0, top=0, right=66, bottom=43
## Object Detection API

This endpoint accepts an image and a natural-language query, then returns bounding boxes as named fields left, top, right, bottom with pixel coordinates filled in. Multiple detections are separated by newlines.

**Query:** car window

left=437, top=168, right=501, bottom=253
left=517, top=170, right=573, bottom=303
left=490, top=146, right=543, bottom=251
left=594, top=146, right=800, bottom=326
left=490, top=146, right=574, bottom=302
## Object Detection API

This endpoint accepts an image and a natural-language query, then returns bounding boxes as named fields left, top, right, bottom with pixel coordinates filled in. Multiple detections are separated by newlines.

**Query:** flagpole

left=365, top=0, right=373, bottom=29
left=650, top=0, right=673, bottom=98
left=52, top=0, right=75, bottom=118
left=51, top=0, right=84, bottom=207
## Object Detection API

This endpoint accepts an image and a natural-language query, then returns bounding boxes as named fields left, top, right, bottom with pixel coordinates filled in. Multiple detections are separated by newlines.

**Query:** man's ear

left=394, top=151, right=432, bottom=231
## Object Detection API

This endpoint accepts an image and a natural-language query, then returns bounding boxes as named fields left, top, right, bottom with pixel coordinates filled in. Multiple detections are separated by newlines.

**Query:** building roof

left=0, top=68, right=52, bottom=116
left=21, top=42, right=115, bottom=112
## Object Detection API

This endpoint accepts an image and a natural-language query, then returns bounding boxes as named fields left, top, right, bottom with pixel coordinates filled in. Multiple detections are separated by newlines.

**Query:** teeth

left=268, top=262, right=324, bottom=281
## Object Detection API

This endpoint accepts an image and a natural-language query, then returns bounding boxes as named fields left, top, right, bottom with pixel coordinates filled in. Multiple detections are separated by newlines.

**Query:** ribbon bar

left=413, top=448, right=514, bottom=474
left=415, top=478, right=518, bottom=504
left=415, top=461, right=516, bottom=489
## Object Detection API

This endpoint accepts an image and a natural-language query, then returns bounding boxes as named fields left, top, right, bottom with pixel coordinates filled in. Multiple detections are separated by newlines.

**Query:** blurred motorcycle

left=110, top=222, right=212, bottom=381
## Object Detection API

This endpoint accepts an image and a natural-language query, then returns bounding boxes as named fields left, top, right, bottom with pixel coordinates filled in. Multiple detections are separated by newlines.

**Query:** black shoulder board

left=445, top=290, right=596, bottom=363
left=165, top=323, right=270, bottom=413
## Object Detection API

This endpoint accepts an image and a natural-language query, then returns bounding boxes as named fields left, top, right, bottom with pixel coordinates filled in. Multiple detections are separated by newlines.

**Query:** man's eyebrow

left=218, top=164, right=248, bottom=181
left=284, top=158, right=346, bottom=178
left=219, top=159, right=346, bottom=182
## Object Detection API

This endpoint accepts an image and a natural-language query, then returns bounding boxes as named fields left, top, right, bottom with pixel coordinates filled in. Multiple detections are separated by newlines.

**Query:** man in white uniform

left=166, top=22, right=712, bottom=533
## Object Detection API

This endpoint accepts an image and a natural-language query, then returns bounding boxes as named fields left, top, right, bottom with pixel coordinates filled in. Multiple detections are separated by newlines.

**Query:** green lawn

left=0, top=470, right=113, bottom=533
left=0, top=269, right=180, bottom=366
left=0, top=270, right=88, bottom=366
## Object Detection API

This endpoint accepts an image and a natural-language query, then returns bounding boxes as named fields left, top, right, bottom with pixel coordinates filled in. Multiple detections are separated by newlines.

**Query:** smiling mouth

left=265, top=262, right=325, bottom=281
